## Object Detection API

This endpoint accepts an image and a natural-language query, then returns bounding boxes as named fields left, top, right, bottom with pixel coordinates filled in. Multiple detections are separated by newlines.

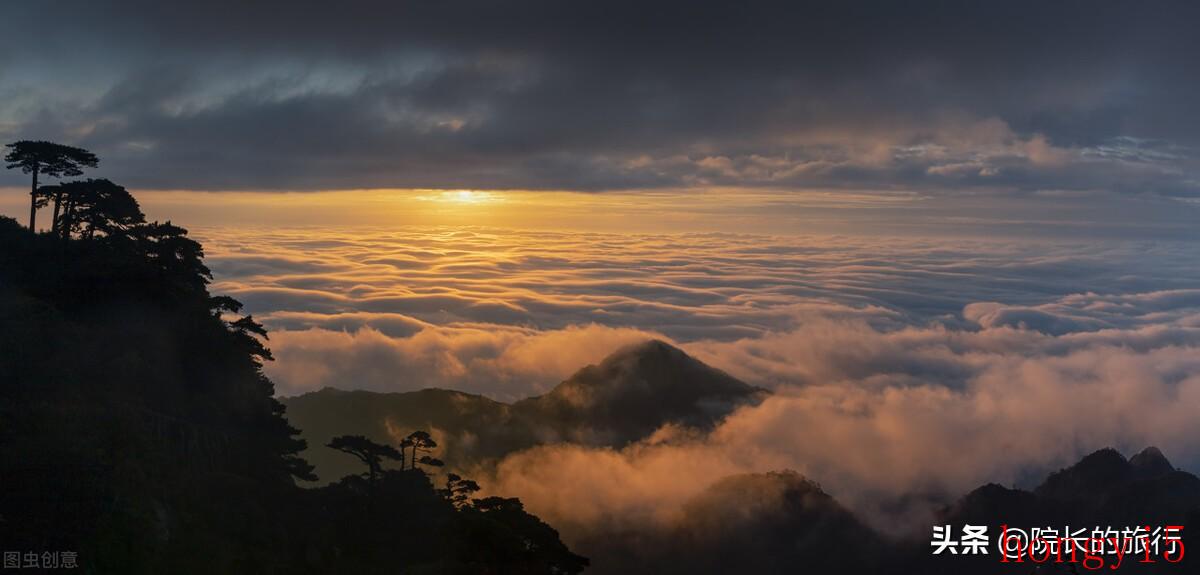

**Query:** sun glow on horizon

left=2, top=185, right=1190, bottom=239
left=418, top=189, right=500, bottom=204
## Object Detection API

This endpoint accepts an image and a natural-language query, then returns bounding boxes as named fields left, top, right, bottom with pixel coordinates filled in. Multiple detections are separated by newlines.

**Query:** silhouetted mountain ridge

left=596, top=447, right=1200, bottom=575
left=284, top=339, right=767, bottom=482
left=578, top=470, right=886, bottom=574
left=922, top=446, right=1200, bottom=573
left=513, top=339, right=767, bottom=445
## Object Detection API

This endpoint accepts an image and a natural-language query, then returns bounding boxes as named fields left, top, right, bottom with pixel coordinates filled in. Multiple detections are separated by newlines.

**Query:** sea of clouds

left=197, top=226, right=1200, bottom=533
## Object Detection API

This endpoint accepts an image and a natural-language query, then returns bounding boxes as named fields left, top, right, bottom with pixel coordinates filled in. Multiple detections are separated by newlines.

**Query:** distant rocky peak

left=1130, top=446, right=1175, bottom=478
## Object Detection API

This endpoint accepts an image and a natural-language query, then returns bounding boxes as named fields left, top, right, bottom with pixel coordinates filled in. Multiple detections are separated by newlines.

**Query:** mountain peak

left=284, top=340, right=770, bottom=479
left=520, top=339, right=766, bottom=445
left=605, top=339, right=687, bottom=362
left=556, top=339, right=759, bottom=399
left=1035, top=448, right=1130, bottom=499
left=1130, top=446, right=1174, bottom=478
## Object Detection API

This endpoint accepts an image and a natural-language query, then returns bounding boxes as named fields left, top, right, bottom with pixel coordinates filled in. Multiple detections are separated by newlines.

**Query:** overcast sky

left=1, top=0, right=1197, bottom=198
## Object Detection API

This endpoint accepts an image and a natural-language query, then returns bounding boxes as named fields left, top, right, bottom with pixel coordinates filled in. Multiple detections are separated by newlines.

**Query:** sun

left=432, top=190, right=496, bottom=204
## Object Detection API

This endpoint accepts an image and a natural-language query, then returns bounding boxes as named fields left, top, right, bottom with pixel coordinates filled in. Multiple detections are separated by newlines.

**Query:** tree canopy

left=327, top=435, right=404, bottom=481
left=3, top=140, right=98, bottom=178
left=53, top=178, right=145, bottom=239
left=4, top=140, right=98, bottom=231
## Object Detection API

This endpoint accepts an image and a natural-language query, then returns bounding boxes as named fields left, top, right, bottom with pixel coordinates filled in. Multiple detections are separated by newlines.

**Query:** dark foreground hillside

left=0, top=214, right=585, bottom=574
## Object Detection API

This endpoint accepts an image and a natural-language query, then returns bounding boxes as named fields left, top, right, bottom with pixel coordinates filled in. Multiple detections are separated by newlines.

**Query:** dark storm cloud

left=1, top=0, right=1198, bottom=193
